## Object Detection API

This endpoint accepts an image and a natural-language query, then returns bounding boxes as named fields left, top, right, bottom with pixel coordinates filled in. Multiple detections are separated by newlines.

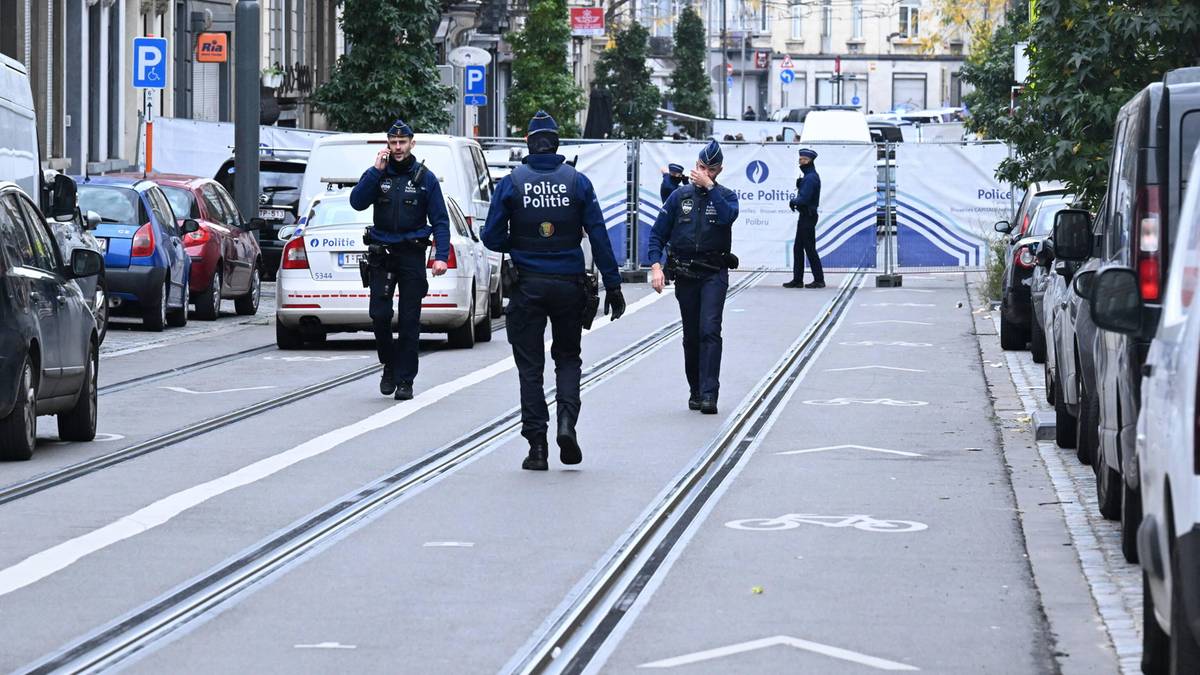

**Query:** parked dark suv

left=0, top=182, right=104, bottom=460
left=1087, top=66, right=1200, bottom=562
left=996, top=181, right=1073, bottom=350
left=215, top=155, right=306, bottom=280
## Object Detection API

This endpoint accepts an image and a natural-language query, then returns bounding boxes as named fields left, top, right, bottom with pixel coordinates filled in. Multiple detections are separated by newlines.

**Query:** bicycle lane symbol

left=801, top=397, right=929, bottom=407
left=725, top=514, right=928, bottom=533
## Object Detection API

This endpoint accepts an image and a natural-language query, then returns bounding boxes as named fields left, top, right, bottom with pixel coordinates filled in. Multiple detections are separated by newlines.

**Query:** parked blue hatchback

left=73, top=176, right=198, bottom=331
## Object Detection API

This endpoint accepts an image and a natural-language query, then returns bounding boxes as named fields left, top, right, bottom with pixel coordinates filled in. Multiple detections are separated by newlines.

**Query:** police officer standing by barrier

left=784, top=148, right=824, bottom=289
left=350, top=119, right=451, bottom=400
left=482, top=111, right=626, bottom=471
left=648, top=140, right=740, bottom=415
left=659, top=163, right=688, bottom=202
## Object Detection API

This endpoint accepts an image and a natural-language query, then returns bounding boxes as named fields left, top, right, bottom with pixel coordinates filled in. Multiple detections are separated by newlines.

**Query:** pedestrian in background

left=349, top=119, right=450, bottom=400
left=784, top=148, right=825, bottom=289
left=660, top=163, right=689, bottom=202
left=482, top=111, right=626, bottom=471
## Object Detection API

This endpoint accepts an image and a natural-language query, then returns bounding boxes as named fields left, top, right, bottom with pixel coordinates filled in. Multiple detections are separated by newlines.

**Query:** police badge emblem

left=539, top=221, right=555, bottom=237
left=380, top=178, right=393, bottom=193
left=681, top=198, right=694, bottom=215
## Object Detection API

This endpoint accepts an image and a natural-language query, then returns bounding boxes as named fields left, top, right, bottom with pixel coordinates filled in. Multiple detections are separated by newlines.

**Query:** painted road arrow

left=775, top=444, right=924, bottom=457
left=638, top=635, right=919, bottom=670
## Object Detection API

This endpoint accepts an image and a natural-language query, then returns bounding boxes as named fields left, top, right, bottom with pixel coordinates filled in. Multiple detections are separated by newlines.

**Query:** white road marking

left=93, top=433, right=126, bottom=442
left=867, top=288, right=935, bottom=293
left=861, top=302, right=936, bottom=307
left=855, top=320, right=933, bottom=326
left=840, top=340, right=932, bottom=347
left=725, top=514, right=928, bottom=533
left=263, top=355, right=372, bottom=362
left=158, top=385, right=277, bottom=395
left=775, top=444, right=923, bottom=457
left=0, top=290, right=671, bottom=598
left=422, top=541, right=475, bottom=548
left=802, top=397, right=928, bottom=407
left=294, top=642, right=357, bottom=650
left=825, top=365, right=926, bottom=373
left=638, top=635, right=919, bottom=670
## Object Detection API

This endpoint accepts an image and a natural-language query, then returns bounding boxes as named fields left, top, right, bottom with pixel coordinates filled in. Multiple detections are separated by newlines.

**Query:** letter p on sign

left=133, top=36, right=168, bottom=88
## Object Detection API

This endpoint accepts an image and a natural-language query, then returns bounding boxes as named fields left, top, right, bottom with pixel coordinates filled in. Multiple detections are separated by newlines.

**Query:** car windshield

left=1029, top=199, right=1073, bottom=237
left=161, top=186, right=197, bottom=219
left=78, top=185, right=139, bottom=224
left=305, top=199, right=371, bottom=229
left=262, top=168, right=305, bottom=199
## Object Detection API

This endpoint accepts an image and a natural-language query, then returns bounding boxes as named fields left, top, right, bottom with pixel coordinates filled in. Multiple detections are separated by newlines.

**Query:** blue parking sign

left=464, top=65, right=486, bottom=107
left=133, top=37, right=168, bottom=89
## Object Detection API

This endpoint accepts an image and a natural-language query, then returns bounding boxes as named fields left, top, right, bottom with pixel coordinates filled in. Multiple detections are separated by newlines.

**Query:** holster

left=582, top=274, right=600, bottom=330
left=502, top=262, right=520, bottom=295
left=666, top=253, right=725, bottom=281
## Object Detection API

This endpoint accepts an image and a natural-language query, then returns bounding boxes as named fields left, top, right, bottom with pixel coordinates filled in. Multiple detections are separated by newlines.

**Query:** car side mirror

left=84, top=210, right=101, bottom=231
left=994, top=220, right=1012, bottom=234
left=67, top=248, right=103, bottom=278
left=1072, top=270, right=1096, bottom=299
left=1089, top=267, right=1144, bottom=335
left=247, top=217, right=266, bottom=231
left=181, top=218, right=200, bottom=234
left=49, top=173, right=78, bottom=219
left=1036, top=239, right=1055, bottom=266
left=278, top=225, right=298, bottom=241
left=1053, top=209, right=1092, bottom=261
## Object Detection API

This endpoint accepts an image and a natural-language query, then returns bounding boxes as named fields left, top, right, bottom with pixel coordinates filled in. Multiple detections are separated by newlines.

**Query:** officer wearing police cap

left=659, top=163, right=688, bottom=202
left=482, top=111, right=625, bottom=471
left=349, top=119, right=451, bottom=400
left=648, top=140, right=740, bottom=414
left=785, top=147, right=824, bottom=288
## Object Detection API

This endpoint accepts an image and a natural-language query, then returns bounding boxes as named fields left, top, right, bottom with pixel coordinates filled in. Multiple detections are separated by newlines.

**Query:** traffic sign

left=852, top=95, right=861, bottom=105
left=465, top=94, right=487, bottom=107
left=781, top=55, right=794, bottom=69
left=464, top=65, right=486, bottom=95
left=780, top=69, right=795, bottom=85
left=726, top=76, right=734, bottom=89
left=448, top=46, right=490, bottom=68
left=133, top=36, right=168, bottom=89
left=725, top=63, right=734, bottom=75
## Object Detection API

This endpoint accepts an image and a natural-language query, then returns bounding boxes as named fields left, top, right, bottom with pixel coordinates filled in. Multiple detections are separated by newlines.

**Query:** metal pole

left=884, top=142, right=894, bottom=275
left=234, top=0, right=261, bottom=225
left=740, top=31, right=746, bottom=119
left=720, top=0, right=727, bottom=119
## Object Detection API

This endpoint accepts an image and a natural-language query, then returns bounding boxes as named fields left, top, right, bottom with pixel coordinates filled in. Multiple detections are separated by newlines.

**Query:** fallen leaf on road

left=751, top=586, right=764, bottom=595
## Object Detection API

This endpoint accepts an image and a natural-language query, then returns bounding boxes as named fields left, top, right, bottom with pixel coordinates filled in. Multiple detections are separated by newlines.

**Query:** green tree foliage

left=963, top=1, right=1200, bottom=206
left=594, top=22, right=665, bottom=139
left=960, top=3, right=1027, bottom=142
left=312, top=0, right=453, bottom=133
left=506, top=0, right=584, bottom=137
left=668, top=6, right=713, bottom=119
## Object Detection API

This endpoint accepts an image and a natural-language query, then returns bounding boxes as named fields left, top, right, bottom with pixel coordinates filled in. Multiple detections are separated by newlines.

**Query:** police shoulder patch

left=380, top=178, right=393, bottom=193
left=539, top=221, right=555, bottom=238
left=681, top=198, right=694, bottom=215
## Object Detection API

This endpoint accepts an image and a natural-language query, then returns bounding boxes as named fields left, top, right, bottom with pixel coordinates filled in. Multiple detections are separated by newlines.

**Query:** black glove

left=789, top=199, right=799, bottom=213
left=604, top=288, right=626, bottom=320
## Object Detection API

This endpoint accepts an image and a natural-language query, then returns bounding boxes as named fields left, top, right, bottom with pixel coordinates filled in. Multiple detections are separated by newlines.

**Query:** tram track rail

left=17, top=271, right=768, bottom=675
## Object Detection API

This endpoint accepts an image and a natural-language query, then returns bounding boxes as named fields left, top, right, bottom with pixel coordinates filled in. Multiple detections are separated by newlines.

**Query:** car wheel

left=448, top=294, right=476, bottom=349
left=490, top=264, right=505, bottom=319
left=144, top=281, right=168, bottom=332
left=167, top=280, right=188, bottom=328
left=1030, top=318, right=1047, bottom=363
left=1044, top=362, right=1055, bottom=406
left=276, top=320, right=304, bottom=350
left=1172, top=547, right=1200, bottom=672
left=235, top=263, right=262, bottom=316
left=57, top=344, right=97, bottom=442
left=1096, top=445, right=1122, bottom=520
left=1075, top=377, right=1099, bottom=465
left=1142, top=570, right=1169, bottom=674
left=475, top=293, right=493, bottom=343
left=1054, top=369, right=1077, bottom=449
left=999, top=306, right=1027, bottom=351
left=1120, top=481, right=1140, bottom=564
left=0, top=358, right=37, bottom=461
left=94, top=276, right=109, bottom=345
left=195, top=266, right=222, bottom=321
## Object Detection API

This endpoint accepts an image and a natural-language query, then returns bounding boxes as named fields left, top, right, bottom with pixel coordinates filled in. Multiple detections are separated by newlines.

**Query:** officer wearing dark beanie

left=349, top=119, right=451, bottom=400
left=785, top=147, right=824, bottom=289
left=482, top=111, right=625, bottom=471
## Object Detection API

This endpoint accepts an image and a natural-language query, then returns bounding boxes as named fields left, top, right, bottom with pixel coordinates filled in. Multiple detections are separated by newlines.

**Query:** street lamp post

left=234, top=0, right=261, bottom=227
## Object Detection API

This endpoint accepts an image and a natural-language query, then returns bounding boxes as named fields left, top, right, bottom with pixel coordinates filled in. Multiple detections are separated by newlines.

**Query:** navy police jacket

left=482, top=153, right=622, bottom=290
left=647, top=182, right=740, bottom=264
left=349, top=155, right=451, bottom=261
left=788, top=166, right=821, bottom=223
left=660, top=174, right=687, bottom=203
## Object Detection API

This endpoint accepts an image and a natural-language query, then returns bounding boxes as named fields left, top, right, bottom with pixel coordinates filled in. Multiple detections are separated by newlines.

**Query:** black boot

left=557, top=415, right=582, bottom=465
left=804, top=281, right=825, bottom=289
left=394, top=380, right=414, bottom=401
left=700, top=397, right=718, bottom=415
left=379, top=365, right=396, bottom=396
left=688, top=392, right=702, bottom=411
left=522, top=438, right=549, bottom=471
left=782, top=280, right=804, bottom=288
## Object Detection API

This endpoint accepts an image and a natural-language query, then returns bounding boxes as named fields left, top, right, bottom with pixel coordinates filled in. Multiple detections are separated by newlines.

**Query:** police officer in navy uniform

left=648, top=140, right=740, bottom=414
left=784, top=148, right=824, bottom=289
left=659, top=163, right=688, bottom=202
left=349, top=119, right=451, bottom=400
left=482, top=111, right=626, bottom=471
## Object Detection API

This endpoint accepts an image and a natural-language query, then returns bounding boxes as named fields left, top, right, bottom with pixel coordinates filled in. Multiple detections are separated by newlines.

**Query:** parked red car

left=152, top=175, right=265, bottom=320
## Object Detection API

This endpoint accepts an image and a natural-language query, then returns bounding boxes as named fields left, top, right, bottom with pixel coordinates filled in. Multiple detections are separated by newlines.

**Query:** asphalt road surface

left=0, top=274, right=1131, bottom=673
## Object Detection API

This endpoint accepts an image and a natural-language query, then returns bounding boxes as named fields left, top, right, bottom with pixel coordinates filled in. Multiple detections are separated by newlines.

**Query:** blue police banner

left=637, top=142, right=877, bottom=270
left=893, top=143, right=1013, bottom=268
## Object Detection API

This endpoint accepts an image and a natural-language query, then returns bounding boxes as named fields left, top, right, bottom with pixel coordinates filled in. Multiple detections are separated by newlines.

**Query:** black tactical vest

left=670, top=185, right=733, bottom=258
left=508, top=164, right=584, bottom=252
left=373, top=164, right=428, bottom=234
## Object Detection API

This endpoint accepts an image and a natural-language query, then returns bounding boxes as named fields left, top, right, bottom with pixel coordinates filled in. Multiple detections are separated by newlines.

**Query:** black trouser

left=506, top=272, right=587, bottom=442
left=675, top=268, right=728, bottom=400
left=792, top=217, right=824, bottom=284
left=368, top=247, right=428, bottom=383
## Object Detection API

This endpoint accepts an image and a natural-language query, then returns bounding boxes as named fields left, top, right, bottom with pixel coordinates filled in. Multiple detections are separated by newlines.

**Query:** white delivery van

left=799, top=110, right=873, bottom=144
left=298, top=133, right=505, bottom=316
left=0, top=54, right=41, bottom=199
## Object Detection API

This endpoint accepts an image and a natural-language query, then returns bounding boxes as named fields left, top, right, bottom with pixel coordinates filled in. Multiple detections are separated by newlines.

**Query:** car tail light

left=1136, top=185, right=1162, bottom=302
left=1019, top=212, right=1032, bottom=236
left=131, top=222, right=155, bottom=257
left=428, top=245, right=458, bottom=269
left=281, top=236, right=309, bottom=269
left=186, top=225, right=211, bottom=244
left=1015, top=245, right=1036, bottom=269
